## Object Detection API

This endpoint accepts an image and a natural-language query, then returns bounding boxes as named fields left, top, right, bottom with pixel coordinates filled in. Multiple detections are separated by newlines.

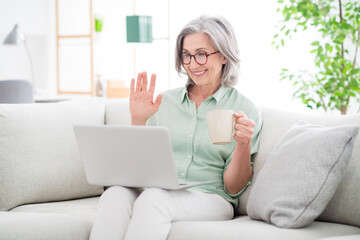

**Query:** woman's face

left=182, top=33, right=227, bottom=90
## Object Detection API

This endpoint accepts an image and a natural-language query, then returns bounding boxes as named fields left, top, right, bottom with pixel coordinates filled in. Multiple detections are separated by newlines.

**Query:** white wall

left=0, top=0, right=57, bottom=95
left=0, top=0, right=358, bottom=114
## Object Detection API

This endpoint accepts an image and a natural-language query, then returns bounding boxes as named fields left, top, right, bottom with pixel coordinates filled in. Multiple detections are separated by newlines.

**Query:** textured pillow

left=238, top=108, right=360, bottom=227
left=0, top=98, right=105, bottom=211
left=246, top=121, right=359, bottom=228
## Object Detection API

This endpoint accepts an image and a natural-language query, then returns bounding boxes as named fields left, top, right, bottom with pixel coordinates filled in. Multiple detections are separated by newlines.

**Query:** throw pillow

left=0, top=98, right=105, bottom=211
left=246, top=121, right=359, bottom=228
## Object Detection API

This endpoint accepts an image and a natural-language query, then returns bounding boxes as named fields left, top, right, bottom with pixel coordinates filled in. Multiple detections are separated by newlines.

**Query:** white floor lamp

left=3, top=24, right=36, bottom=92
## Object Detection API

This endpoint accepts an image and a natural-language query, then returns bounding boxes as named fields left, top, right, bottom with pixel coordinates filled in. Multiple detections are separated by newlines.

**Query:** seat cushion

left=168, top=216, right=360, bottom=240
left=1, top=197, right=99, bottom=240
left=0, top=211, right=92, bottom=240
left=316, top=235, right=360, bottom=240
left=0, top=98, right=105, bottom=211
left=10, top=196, right=100, bottom=223
left=316, top=234, right=360, bottom=240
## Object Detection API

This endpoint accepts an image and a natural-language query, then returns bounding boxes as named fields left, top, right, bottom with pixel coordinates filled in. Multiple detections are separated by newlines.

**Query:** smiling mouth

left=193, top=70, right=207, bottom=77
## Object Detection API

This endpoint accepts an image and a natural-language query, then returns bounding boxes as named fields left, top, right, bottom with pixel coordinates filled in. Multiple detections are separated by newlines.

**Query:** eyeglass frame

left=181, top=51, right=220, bottom=65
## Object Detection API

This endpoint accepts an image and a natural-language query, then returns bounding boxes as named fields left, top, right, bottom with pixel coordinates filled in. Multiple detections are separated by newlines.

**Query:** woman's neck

left=188, top=83, right=221, bottom=108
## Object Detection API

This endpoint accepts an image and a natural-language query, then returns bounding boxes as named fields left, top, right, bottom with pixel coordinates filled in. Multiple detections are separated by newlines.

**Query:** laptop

left=73, top=125, right=206, bottom=190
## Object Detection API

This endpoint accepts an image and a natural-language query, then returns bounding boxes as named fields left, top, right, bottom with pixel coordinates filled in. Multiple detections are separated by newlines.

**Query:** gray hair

left=175, top=15, right=240, bottom=88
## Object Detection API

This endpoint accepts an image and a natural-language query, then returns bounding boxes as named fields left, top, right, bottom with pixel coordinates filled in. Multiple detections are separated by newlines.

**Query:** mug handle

left=232, top=115, right=236, bottom=137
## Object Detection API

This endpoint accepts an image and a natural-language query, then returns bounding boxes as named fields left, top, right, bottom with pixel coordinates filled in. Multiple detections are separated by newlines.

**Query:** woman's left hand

left=233, top=111, right=255, bottom=144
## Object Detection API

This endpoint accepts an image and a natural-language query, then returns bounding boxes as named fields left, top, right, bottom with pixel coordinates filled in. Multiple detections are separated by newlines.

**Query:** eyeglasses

left=181, top=51, right=219, bottom=65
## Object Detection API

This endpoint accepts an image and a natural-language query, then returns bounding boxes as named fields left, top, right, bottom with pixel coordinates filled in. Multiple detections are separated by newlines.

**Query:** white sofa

left=0, top=98, right=359, bottom=240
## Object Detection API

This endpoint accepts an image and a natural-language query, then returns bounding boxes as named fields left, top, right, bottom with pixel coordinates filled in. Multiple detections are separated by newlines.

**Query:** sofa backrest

left=0, top=98, right=105, bottom=211
left=105, top=99, right=131, bottom=125
left=238, top=107, right=360, bottom=227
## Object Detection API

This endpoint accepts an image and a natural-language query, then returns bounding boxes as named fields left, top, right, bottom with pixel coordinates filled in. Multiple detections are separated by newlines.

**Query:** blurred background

left=0, top=0, right=358, bottom=113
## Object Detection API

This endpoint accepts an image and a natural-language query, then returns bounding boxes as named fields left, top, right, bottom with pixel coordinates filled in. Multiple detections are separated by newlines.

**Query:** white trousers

left=90, top=186, right=234, bottom=240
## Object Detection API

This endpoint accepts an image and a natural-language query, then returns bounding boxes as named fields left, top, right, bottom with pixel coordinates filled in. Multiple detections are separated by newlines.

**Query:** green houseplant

left=274, top=0, right=360, bottom=114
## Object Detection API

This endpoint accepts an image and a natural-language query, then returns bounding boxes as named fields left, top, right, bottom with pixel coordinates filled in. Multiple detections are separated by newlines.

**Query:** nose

left=189, top=57, right=200, bottom=69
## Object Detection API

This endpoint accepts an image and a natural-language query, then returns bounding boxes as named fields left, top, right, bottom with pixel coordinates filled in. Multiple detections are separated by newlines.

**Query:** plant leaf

left=311, top=41, right=320, bottom=46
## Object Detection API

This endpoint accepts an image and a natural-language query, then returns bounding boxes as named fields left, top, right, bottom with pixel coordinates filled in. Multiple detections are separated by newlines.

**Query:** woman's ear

left=222, top=57, right=228, bottom=65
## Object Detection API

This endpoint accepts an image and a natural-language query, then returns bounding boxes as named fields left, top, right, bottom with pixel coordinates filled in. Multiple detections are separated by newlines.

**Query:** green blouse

left=147, top=86, right=262, bottom=208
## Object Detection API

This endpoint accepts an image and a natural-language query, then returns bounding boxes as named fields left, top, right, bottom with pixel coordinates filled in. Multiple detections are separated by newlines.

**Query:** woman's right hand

left=130, top=71, right=163, bottom=125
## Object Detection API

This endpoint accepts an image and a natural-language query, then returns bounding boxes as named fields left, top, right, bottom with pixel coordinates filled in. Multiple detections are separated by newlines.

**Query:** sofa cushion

left=0, top=98, right=105, bottom=211
left=238, top=108, right=360, bottom=228
left=10, top=196, right=99, bottom=223
left=246, top=121, right=359, bottom=228
left=168, top=216, right=360, bottom=240
left=317, top=235, right=360, bottom=240
left=0, top=211, right=92, bottom=240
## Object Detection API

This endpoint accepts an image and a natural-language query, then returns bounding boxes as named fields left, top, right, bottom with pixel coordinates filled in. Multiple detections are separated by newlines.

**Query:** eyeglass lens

left=182, top=52, right=207, bottom=65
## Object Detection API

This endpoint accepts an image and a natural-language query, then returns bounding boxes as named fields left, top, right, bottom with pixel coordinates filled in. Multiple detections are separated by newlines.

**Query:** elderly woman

left=90, top=15, right=262, bottom=240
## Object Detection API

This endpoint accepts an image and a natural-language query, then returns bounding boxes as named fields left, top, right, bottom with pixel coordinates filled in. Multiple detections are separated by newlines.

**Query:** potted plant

left=273, top=0, right=360, bottom=114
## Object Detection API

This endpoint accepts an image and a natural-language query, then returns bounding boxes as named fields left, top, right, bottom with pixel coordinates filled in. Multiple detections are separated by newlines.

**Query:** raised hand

left=129, top=71, right=163, bottom=125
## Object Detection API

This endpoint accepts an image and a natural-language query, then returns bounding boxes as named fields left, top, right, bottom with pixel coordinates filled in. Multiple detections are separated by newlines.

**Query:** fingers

left=233, top=111, right=255, bottom=126
left=233, top=126, right=254, bottom=143
left=148, top=74, right=157, bottom=94
left=141, top=71, right=148, bottom=92
left=236, top=118, right=255, bottom=128
left=233, top=111, right=247, bottom=119
left=154, top=94, right=163, bottom=107
left=234, top=124, right=254, bottom=136
left=130, top=78, right=135, bottom=96
left=136, top=72, right=142, bottom=92
left=233, top=111, right=255, bottom=143
left=134, top=72, right=156, bottom=93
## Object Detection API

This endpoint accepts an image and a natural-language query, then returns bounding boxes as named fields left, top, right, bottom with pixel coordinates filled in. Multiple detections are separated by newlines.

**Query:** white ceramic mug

left=206, top=109, right=235, bottom=145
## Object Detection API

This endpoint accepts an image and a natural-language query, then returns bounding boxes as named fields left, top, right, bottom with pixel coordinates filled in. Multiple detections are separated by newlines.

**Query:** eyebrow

left=182, top=47, right=209, bottom=52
